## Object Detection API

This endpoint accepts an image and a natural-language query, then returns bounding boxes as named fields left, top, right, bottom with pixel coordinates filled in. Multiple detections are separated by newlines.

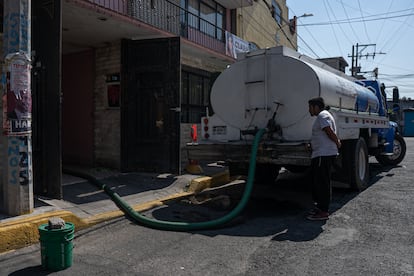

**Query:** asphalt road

left=1, top=138, right=413, bottom=275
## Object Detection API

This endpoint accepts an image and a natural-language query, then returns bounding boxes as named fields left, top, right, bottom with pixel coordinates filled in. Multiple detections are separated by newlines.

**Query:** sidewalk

left=0, top=164, right=229, bottom=254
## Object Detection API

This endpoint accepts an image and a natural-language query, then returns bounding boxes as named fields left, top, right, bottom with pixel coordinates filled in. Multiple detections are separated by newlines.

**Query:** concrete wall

left=237, top=0, right=296, bottom=49
left=181, top=50, right=225, bottom=73
left=94, top=41, right=122, bottom=169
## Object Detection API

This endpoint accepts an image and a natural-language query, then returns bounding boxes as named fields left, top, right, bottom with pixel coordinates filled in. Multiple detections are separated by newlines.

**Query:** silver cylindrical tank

left=210, top=47, right=379, bottom=141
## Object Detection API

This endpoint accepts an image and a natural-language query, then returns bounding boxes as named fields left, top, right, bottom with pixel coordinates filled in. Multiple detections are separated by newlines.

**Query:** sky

left=286, top=0, right=414, bottom=99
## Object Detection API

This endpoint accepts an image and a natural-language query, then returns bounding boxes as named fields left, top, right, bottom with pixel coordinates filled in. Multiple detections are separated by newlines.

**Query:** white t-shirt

left=311, top=110, right=338, bottom=158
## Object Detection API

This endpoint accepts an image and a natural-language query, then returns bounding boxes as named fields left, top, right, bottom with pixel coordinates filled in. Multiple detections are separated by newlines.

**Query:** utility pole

left=1, top=0, right=33, bottom=215
left=348, top=43, right=385, bottom=78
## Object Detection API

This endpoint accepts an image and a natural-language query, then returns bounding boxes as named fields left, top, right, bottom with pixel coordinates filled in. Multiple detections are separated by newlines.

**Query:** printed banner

left=225, top=31, right=250, bottom=59
left=2, top=52, right=32, bottom=135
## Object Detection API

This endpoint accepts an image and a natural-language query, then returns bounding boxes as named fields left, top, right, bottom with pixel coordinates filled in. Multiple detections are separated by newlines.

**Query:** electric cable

left=323, top=0, right=343, bottom=55
left=326, top=0, right=354, bottom=46
left=339, top=0, right=361, bottom=42
left=375, top=0, right=395, bottom=44
left=357, top=0, right=371, bottom=42
left=299, top=11, right=414, bottom=26
left=289, top=8, right=330, bottom=57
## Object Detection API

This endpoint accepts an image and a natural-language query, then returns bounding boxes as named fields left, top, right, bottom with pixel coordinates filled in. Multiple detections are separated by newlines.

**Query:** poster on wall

left=2, top=52, right=32, bottom=135
left=106, top=73, right=120, bottom=108
left=225, top=31, right=250, bottom=59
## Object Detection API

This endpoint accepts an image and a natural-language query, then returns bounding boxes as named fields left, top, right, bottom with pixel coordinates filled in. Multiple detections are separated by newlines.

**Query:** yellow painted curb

left=0, top=191, right=195, bottom=254
left=0, top=210, right=87, bottom=254
left=85, top=191, right=194, bottom=225
left=187, top=170, right=230, bottom=193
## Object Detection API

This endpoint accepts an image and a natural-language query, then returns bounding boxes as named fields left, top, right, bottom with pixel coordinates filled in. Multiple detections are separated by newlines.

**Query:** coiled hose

left=65, top=128, right=265, bottom=231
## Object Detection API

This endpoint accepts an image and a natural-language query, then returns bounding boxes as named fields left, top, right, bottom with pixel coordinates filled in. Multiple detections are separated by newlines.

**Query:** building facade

left=0, top=0, right=296, bottom=201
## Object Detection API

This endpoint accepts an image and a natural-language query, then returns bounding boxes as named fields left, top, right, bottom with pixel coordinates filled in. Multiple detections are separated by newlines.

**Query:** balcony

left=215, top=0, right=253, bottom=9
left=77, top=0, right=228, bottom=56
left=90, top=0, right=252, bottom=12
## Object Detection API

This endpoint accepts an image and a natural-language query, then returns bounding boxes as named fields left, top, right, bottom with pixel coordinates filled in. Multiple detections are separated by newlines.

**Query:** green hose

left=65, top=128, right=265, bottom=231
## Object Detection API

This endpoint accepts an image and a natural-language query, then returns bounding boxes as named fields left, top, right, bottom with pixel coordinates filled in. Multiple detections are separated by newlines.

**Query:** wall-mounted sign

left=106, top=73, right=120, bottom=108
left=225, top=31, right=250, bottom=59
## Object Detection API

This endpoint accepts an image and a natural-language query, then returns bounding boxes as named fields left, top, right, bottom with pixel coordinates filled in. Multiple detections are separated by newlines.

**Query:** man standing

left=307, top=97, right=341, bottom=220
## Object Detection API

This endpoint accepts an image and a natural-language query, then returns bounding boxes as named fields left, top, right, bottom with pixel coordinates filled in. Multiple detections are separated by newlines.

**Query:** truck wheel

left=375, top=133, right=406, bottom=166
left=342, top=138, right=369, bottom=191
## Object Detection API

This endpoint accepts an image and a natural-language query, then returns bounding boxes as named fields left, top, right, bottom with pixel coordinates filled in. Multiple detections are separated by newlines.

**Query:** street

left=1, top=138, right=413, bottom=275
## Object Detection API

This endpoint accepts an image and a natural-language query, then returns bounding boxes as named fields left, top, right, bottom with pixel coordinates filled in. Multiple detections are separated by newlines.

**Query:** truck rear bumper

left=186, top=141, right=312, bottom=166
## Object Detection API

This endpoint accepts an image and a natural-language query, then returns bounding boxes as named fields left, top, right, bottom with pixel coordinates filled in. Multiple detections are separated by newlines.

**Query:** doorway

left=121, top=38, right=181, bottom=173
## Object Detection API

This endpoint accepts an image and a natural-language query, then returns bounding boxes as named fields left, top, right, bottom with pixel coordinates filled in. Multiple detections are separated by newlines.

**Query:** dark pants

left=311, top=155, right=336, bottom=212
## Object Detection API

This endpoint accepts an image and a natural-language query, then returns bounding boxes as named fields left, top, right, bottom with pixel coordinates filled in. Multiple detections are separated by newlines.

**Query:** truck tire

left=342, top=138, right=369, bottom=191
left=375, top=133, right=406, bottom=166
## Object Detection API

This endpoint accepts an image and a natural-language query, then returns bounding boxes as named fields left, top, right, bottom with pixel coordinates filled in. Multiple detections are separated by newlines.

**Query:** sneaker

left=306, top=211, right=329, bottom=221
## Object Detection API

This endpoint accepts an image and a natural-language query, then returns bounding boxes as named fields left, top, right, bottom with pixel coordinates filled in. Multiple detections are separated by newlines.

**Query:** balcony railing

left=88, top=0, right=226, bottom=55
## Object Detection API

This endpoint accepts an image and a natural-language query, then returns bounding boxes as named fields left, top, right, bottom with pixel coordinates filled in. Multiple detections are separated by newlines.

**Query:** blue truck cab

left=357, top=80, right=406, bottom=165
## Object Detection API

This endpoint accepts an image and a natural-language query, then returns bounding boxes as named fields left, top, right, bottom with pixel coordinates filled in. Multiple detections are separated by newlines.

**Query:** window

left=181, top=70, right=212, bottom=123
left=181, top=0, right=225, bottom=40
left=271, top=0, right=282, bottom=24
left=187, top=0, right=199, bottom=29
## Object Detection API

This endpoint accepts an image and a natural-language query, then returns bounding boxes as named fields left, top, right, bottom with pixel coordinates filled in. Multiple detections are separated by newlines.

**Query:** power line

left=238, top=9, right=281, bottom=46
left=363, top=59, right=414, bottom=73
left=375, top=0, right=395, bottom=43
left=380, top=73, right=414, bottom=78
left=339, top=0, right=361, bottom=42
left=289, top=8, right=328, bottom=57
left=296, top=33, right=320, bottom=58
left=377, top=3, right=414, bottom=57
left=323, top=0, right=343, bottom=55
left=299, top=10, right=414, bottom=26
left=238, top=2, right=296, bottom=47
left=357, top=0, right=371, bottom=42
left=326, top=0, right=354, bottom=46
left=297, top=17, right=330, bottom=57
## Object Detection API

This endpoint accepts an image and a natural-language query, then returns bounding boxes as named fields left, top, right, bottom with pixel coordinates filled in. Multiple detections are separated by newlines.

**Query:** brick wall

left=94, top=41, right=122, bottom=169
left=92, top=41, right=220, bottom=172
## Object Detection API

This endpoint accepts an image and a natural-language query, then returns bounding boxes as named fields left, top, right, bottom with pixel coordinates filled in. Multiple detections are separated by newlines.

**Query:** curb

left=0, top=170, right=231, bottom=254
left=186, top=170, right=230, bottom=193
left=0, top=191, right=194, bottom=254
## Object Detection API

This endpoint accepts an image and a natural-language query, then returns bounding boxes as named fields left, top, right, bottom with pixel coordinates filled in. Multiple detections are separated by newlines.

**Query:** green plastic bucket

left=38, top=222, right=75, bottom=271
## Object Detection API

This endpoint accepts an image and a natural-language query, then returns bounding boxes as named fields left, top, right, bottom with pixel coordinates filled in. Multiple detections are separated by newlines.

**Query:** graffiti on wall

left=8, top=136, right=31, bottom=185
left=3, top=6, right=30, bottom=53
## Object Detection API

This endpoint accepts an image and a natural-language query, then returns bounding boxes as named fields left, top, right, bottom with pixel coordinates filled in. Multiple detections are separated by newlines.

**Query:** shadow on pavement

left=145, top=163, right=390, bottom=240
left=8, top=265, right=50, bottom=276
left=61, top=173, right=176, bottom=205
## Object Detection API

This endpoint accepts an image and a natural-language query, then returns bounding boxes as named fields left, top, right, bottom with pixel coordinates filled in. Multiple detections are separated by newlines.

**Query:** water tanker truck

left=187, top=46, right=406, bottom=190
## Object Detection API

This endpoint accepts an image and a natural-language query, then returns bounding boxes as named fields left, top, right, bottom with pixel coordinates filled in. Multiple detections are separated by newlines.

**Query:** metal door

left=62, top=51, right=94, bottom=166
left=121, top=38, right=181, bottom=173
left=32, top=0, right=62, bottom=198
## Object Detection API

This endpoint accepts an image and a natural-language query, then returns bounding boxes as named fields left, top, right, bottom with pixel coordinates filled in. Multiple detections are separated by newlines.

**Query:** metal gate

left=32, top=0, right=62, bottom=198
left=121, top=38, right=181, bottom=173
